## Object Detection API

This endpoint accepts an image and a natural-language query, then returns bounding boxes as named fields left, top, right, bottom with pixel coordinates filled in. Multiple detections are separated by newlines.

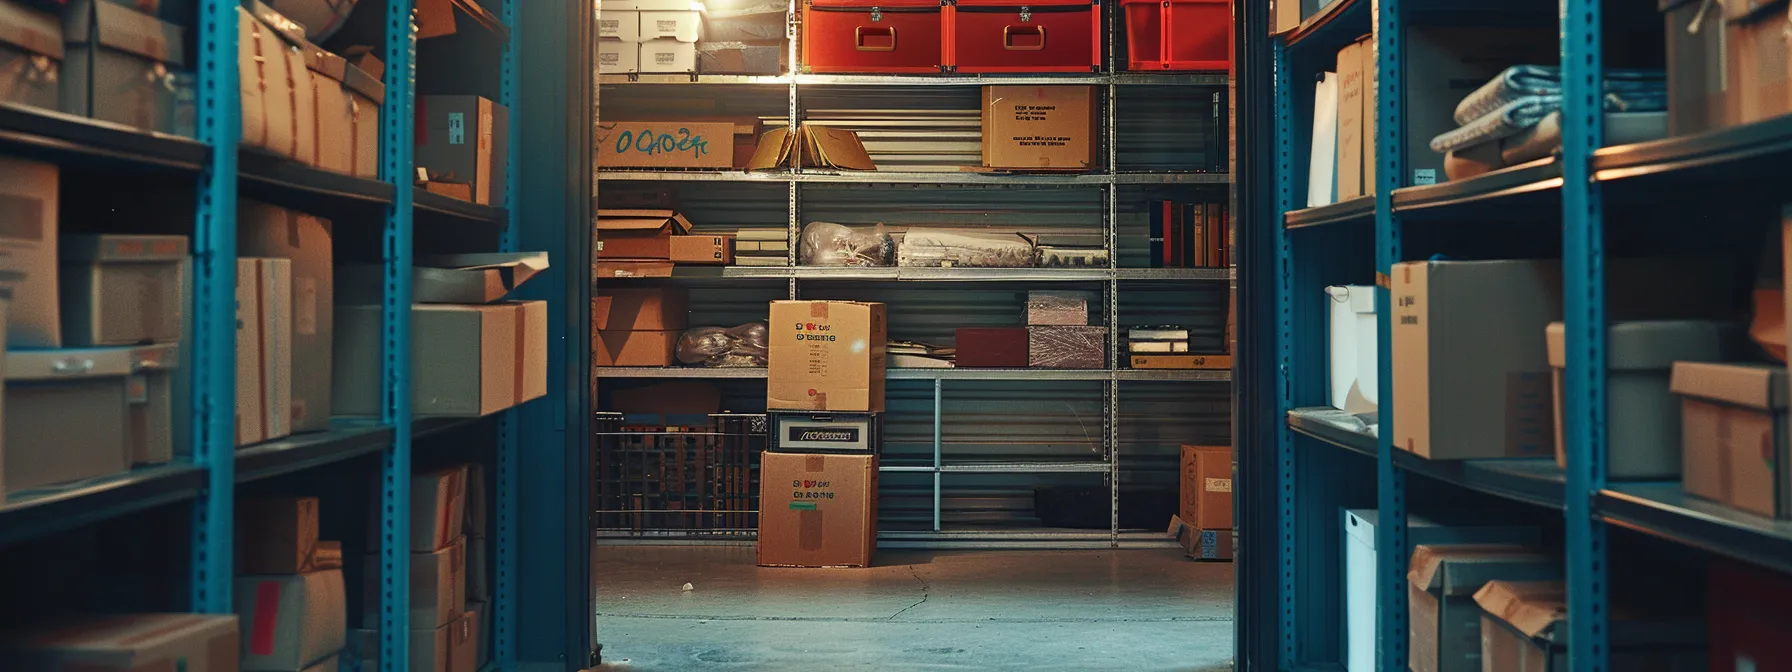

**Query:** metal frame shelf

left=595, top=267, right=1233, bottom=281
left=597, top=169, right=1229, bottom=185
left=599, top=73, right=1230, bottom=87
left=0, top=102, right=208, bottom=169
left=593, top=366, right=1232, bottom=381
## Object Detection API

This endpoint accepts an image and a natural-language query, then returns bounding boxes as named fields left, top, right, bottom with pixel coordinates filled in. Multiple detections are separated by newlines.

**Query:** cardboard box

left=1405, top=28, right=1556, bottom=186
left=594, top=329, right=680, bottom=367
left=236, top=257, right=293, bottom=446
left=5, top=347, right=132, bottom=491
left=1711, top=559, right=1792, bottom=672
left=768, top=301, right=887, bottom=412
left=597, top=121, right=738, bottom=169
left=410, top=609, right=478, bottom=672
left=0, top=613, right=238, bottom=672
left=240, top=203, right=333, bottom=432
left=338, top=252, right=548, bottom=305
left=598, top=38, right=638, bottom=74
left=757, top=451, right=878, bottom=568
left=1028, top=326, right=1106, bottom=369
left=1360, top=36, right=1376, bottom=191
left=467, top=535, right=489, bottom=602
left=0, top=156, right=58, bottom=348
left=243, top=1, right=316, bottom=161
left=1168, top=517, right=1234, bottom=561
left=334, top=302, right=548, bottom=417
left=1335, top=38, right=1366, bottom=200
left=1025, top=291, right=1089, bottom=326
left=639, top=37, right=698, bottom=73
left=1180, top=445, right=1233, bottom=530
left=596, top=209, right=695, bottom=259
left=1270, top=0, right=1300, bottom=34
left=237, top=496, right=322, bottom=575
left=1546, top=321, right=1732, bottom=480
left=1130, top=354, right=1231, bottom=369
left=1406, top=544, right=1560, bottom=672
left=417, top=95, right=509, bottom=207
left=595, top=259, right=676, bottom=278
left=234, top=569, right=348, bottom=672
left=1725, top=3, right=1792, bottom=126
left=344, top=60, right=384, bottom=179
left=64, top=0, right=186, bottom=134
left=0, top=1, right=63, bottom=111
left=1664, top=0, right=1728, bottom=135
left=299, top=28, right=353, bottom=174
left=126, top=342, right=178, bottom=464
left=981, top=86, right=1097, bottom=170
left=1673, top=361, right=1791, bottom=518
left=1474, top=580, right=1707, bottom=672
left=955, top=328, right=1030, bottom=368
left=59, top=234, right=186, bottom=346
left=671, top=235, right=735, bottom=264
left=597, top=0, right=641, bottom=41
left=413, top=466, right=468, bottom=552
left=362, top=537, right=466, bottom=629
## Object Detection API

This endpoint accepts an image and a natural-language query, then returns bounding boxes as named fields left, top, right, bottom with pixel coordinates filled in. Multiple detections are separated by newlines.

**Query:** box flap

left=1670, top=361, right=1788, bottom=410
left=61, top=234, right=188, bottom=263
left=1474, top=580, right=1567, bottom=639
left=128, top=342, right=180, bottom=373
left=746, top=128, right=796, bottom=170
left=343, top=61, right=386, bottom=103
left=592, top=295, right=614, bottom=330
left=70, top=0, right=185, bottom=66
left=1407, top=544, right=1557, bottom=595
left=596, top=210, right=692, bottom=234
left=7, top=347, right=136, bottom=381
left=0, top=1, right=61, bottom=59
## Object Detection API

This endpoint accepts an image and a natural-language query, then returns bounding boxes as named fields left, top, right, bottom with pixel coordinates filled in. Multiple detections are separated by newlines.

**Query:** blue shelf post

left=188, top=0, right=243, bottom=615
left=379, top=2, right=419, bottom=671
left=1269, top=37, right=1298, bottom=669
left=496, top=0, right=523, bottom=667
left=1561, top=0, right=1611, bottom=665
left=1371, top=0, right=1409, bottom=666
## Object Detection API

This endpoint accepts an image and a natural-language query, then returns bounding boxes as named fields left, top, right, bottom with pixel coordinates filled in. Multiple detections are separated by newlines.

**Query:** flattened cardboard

left=745, top=125, right=876, bottom=171
left=0, top=157, right=58, bottom=348
left=596, top=209, right=694, bottom=259
left=239, top=203, right=333, bottom=432
left=595, top=260, right=676, bottom=278
left=0, top=613, right=239, bottom=672
left=768, top=301, right=887, bottom=412
left=232, top=569, right=347, bottom=672
left=671, top=235, right=735, bottom=264
left=757, top=451, right=878, bottom=568
left=981, top=85, right=1097, bottom=170
left=1180, top=444, right=1233, bottom=530
left=597, top=121, right=737, bottom=169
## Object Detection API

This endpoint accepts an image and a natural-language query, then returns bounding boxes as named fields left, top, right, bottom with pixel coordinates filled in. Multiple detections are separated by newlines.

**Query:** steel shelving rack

left=0, top=1, right=563, bottom=670
left=1246, top=0, right=1792, bottom=666
left=595, top=1, right=1233, bottom=547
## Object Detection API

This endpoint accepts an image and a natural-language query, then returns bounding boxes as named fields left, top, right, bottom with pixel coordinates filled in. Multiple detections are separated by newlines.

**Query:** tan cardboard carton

left=362, top=537, right=466, bottom=629
left=59, top=234, right=186, bottom=346
left=236, top=257, right=293, bottom=446
left=417, top=96, right=509, bottom=207
left=410, top=609, right=479, bottom=672
left=236, top=3, right=314, bottom=160
left=981, top=86, right=1097, bottom=170
left=233, top=569, right=347, bottom=672
left=671, top=234, right=735, bottom=265
left=1406, top=544, right=1560, bottom=672
left=5, top=346, right=132, bottom=491
left=0, top=613, right=238, bottom=671
left=597, top=121, right=738, bottom=169
left=0, top=156, right=59, bottom=348
left=334, top=302, right=547, bottom=417
left=1335, top=38, right=1365, bottom=200
left=596, top=210, right=694, bottom=259
left=1472, top=580, right=1707, bottom=672
left=768, top=301, right=887, bottom=412
left=1180, top=445, right=1233, bottom=530
left=413, top=466, right=469, bottom=552
left=237, top=495, right=322, bottom=575
left=1672, top=361, right=1791, bottom=518
left=240, top=202, right=333, bottom=432
left=757, top=451, right=878, bottom=568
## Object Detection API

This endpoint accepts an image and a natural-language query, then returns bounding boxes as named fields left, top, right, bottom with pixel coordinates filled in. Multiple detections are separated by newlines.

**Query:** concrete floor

left=593, top=545, right=1235, bottom=671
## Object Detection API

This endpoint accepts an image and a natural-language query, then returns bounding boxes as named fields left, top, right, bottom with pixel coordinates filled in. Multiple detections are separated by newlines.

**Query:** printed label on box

left=1413, top=168, right=1437, bottom=185
left=1205, top=477, right=1232, bottom=493
left=449, top=112, right=465, bottom=145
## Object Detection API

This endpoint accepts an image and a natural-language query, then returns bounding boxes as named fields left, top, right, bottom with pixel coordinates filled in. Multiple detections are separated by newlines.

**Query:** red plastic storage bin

left=803, top=0, right=948, bottom=73
left=951, top=0, right=1100, bottom=73
left=1122, top=0, right=1230, bottom=70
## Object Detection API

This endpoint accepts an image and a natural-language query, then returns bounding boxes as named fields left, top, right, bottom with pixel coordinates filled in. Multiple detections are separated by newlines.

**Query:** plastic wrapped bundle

left=798, top=222, right=894, bottom=266
left=1028, top=326, right=1106, bottom=369
left=677, top=322, right=770, bottom=367
left=897, top=229, right=1036, bottom=268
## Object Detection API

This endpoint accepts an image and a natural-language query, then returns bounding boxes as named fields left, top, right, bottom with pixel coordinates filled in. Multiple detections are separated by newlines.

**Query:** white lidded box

left=638, top=38, right=698, bottom=73
left=598, top=39, right=638, bottom=73
left=1326, top=285, right=1377, bottom=414
left=1544, top=320, right=1732, bottom=479
left=635, top=0, right=707, bottom=42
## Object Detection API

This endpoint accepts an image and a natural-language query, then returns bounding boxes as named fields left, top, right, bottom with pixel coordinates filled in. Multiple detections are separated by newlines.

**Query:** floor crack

left=887, top=566, right=931, bottom=620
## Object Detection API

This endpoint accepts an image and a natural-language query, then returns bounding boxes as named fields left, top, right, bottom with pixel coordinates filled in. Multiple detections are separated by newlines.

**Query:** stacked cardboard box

left=1173, top=445, right=1233, bottom=561
left=240, top=201, right=335, bottom=435
left=239, top=1, right=384, bottom=177
left=599, top=0, right=706, bottom=74
left=0, top=613, right=240, bottom=670
left=596, top=210, right=692, bottom=278
left=1021, top=290, right=1104, bottom=369
left=733, top=229, right=789, bottom=267
left=359, top=466, right=479, bottom=672
left=594, top=288, right=689, bottom=367
left=234, top=496, right=348, bottom=672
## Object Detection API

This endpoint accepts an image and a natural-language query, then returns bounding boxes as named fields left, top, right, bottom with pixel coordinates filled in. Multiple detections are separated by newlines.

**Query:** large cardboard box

left=596, top=210, right=693, bottom=259
left=1474, top=580, right=1707, bottom=672
left=64, top=0, right=186, bottom=134
left=362, top=537, right=466, bottom=629
left=240, top=202, right=333, bottom=432
left=60, top=234, right=186, bottom=346
left=1180, top=445, right=1233, bottom=530
left=1404, top=28, right=1556, bottom=186
left=757, top=451, right=878, bottom=568
left=597, top=121, right=738, bottom=169
left=1672, top=361, right=1791, bottom=518
left=334, top=302, right=548, bottom=417
left=0, top=156, right=59, bottom=348
left=410, top=609, right=478, bottom=672
left=768, top=301, right=887, bottom=412
left=0, top=613, right=238, bottom=671
left=416, top=96, right=510, bottom=207
left=981, top=86, right=1097, bottom=170
left=1406, top=544, right=1560, bottom=672
left=1334, top=38, right=1366, bottom=200
left=594, top=329, right=681, bottom=366
left=233, top=569, right=348, bottom=672
left=236, top=257, right=293, bottom=446
left=5, top=347, right=132, bottom=491
left=243, top=1, right=316, bottom=160
left=237, top=496, right=323, bottom=575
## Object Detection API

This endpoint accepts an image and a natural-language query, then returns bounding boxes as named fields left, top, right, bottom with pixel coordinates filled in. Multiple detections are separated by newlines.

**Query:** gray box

left=61, top=0, right=186, bottom=135
left=0, top=0, right=63, bottom=111
left=60, top=234, right=187, bottom=346
left=126, top=342, right=178, bottom=465
left=416, top=95, right=509, bottom=207
left=5, top=346, right=132, bottom=492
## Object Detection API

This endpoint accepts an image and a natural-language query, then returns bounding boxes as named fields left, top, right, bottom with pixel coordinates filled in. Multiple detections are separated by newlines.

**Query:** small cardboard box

left=1672, top=361, right=1791, bottom=518
left=597, top=121, right=739, bottom=169
left=1180, top=445, right=1233, bottom=530
left=1474, top=580, right=1708, bottom=672
left=233, top=569, right=348, bottom=672
left=126, top=342, right=178, bottom=464
left=412, top=466, right=469, bottom=553
left=639, top=37, right=698, bottom=73
left=334, top=302, right=547, bottom=417
left=594, top=329, right=680, bottom=367
left=240, top=202, right=333, bottom=432
left=1028, top=326, right=1106, bottom=369
left=237, top=496, right=322, bottom=575
left=671, top=235, right=735, bottom=265
left=410, top=609, right=478, bottom=672
left=768, top=301, right=887, bottom=412
left=757, top=451, right=878, bottom=568
left=5, top=347, right=132, bottom=491
left=236, top=257, right=293, bottom=446
left=60, top=234, right=186, bottom=346
left=981, top=85, right=1097, bottom=170
left=0, top=0, right=62, bottom=112
left=0, top=613, right=238, bottom=672
left=955, top=327, right=1029, bottom=368
left=63, top=0, right=186, bottom=134
left=597, top=210, right=695, bottom=259
left=1407, top=544, right=1560, bottom=672
left=417, top=95, right=510, bottom=207
left=361, top=537, right=466, bottom=629
left=1025, top=290, right=1089, bottom=326
left=0, top=157, right=59, bottom=348
left=598, top=38, right=638, bottom=73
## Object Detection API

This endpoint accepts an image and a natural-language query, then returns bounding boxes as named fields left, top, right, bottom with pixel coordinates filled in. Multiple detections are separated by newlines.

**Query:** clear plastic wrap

left=896, top=229, right=1036, bottom=268
left=798, top=222, right=895, bottom=266
left=1027, top=326, right=1107, bottom=369
left=1025, top=291, right=1091, bottom=326
left=677, top=322, right=770, bottom=367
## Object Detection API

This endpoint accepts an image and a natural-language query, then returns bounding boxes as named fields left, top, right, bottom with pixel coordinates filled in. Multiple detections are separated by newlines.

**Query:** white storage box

left=1342, top=509, right=1538, bottom=672
left=638, top=38, right=697, bottom=73
left=1545, top=320, right=1731, bottom=479
left=1326, top=285, right=1377, bottom=414
left=636, top=0, right=706, bottom=41
left=599, top=39, right=638, bottom=73
left=598, top=2, right=641, bottom=42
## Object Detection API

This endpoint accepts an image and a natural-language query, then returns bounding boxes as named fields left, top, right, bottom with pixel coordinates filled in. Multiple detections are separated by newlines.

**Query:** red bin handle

left=856, top=26, right=897, bottom=51
left=1004, top=25, right=1046, bottom=50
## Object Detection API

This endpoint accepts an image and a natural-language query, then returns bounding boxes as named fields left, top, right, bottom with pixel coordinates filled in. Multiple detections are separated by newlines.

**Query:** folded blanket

left=1452, top=65, right=1666, bottom=126
left=1430, top=91, right=1666, bottom=154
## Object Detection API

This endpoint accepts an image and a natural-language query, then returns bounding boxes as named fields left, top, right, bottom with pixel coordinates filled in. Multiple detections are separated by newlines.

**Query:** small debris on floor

left=682, top=582, right=695, bottom=591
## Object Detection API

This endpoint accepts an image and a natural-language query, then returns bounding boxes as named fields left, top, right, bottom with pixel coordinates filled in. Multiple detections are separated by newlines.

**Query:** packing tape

left=513, top=304, right=526, bottom=407
left=250, top=21, right=268, bottom=147
left=250, top=580, right=282, bottom=656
